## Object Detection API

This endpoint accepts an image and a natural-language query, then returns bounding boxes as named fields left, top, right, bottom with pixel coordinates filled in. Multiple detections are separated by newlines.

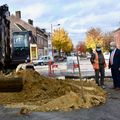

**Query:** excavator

left=0, top=4, right=37, bottom=92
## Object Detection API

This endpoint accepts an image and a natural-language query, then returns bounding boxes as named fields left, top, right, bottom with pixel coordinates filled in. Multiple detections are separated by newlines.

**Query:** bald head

left=110, top=42, right=116, bottom=47
left=110, top=42, right=117, bottom=51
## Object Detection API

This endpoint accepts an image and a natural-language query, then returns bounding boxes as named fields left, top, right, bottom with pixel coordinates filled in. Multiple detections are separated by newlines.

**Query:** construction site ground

left=34, top=59, right=111, bottom=78
left=0, top=73, right=120, bottom=120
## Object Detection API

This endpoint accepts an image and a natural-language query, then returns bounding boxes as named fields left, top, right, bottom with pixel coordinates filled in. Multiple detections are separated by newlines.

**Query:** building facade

left=36, top=27, right=48, bottom=57
left=113, top=28, right=120, bottom=49
left=10, top=11, right=48, bottom=58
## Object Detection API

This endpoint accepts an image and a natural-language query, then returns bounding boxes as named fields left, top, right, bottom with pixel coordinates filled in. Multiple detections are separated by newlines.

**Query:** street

left=34, top=59, right=111, bottom=78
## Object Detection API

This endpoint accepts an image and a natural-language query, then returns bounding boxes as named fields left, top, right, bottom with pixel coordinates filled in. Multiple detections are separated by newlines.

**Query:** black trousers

left=111, top=67, right=120, bottom=88
left=95, top=65, right=105, bottom=86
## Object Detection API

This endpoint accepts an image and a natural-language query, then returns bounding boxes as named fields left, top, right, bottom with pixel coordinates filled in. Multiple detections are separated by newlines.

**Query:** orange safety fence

left=48, top=61, right=58, bottom=75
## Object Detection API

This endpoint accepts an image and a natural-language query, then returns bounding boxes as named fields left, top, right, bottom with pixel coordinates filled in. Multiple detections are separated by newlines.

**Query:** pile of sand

left=0, top=70, right=106, bottom=112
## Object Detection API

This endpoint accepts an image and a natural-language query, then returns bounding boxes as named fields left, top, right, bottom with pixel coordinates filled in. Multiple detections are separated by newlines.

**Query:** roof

left=10, top=14, right=36, bottom=33
left=15, top=23, right=27, bottom=31
left=10, top=14, right=48, bottom=38
left=113, top=28, right=120, bottom=33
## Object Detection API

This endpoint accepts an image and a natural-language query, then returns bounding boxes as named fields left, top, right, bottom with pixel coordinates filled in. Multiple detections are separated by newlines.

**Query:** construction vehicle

left=0, top=4, right=38, bottom=69
left=11, top=31, right=33, bottom=65
left=0, top=4, right=11, bottom=70
left=0, top=4, right=38, bottom=92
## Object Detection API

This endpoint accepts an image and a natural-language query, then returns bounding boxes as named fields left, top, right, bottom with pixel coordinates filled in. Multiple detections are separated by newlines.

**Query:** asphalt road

left=0, top=81, right=120, bottom=120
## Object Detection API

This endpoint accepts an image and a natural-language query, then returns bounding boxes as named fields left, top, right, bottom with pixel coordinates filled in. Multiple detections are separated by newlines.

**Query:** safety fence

left=48, top=61, right=80, bottom=76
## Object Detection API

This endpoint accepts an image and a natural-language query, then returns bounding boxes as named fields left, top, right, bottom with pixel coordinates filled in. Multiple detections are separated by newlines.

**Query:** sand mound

left=0, top=70, right=106, bottom=112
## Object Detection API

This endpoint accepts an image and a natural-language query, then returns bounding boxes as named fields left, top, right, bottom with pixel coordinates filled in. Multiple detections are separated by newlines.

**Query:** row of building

left=10, top=11, right=52, bottom=58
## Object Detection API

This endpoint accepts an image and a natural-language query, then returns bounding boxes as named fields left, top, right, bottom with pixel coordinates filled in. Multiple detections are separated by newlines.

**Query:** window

left=41, top=39, right=43, bottom=45
left=13, top=34, right=28, bottom=47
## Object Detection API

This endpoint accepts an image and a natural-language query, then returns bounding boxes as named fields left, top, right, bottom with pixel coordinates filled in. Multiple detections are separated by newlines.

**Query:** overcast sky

left=1, top=0, right=120, bottom=46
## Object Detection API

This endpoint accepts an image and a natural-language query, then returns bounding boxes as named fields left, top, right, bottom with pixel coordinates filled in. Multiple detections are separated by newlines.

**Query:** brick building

left=10, top=11, right=48, bottom=57
left=113, top=28, right=120, bottom=49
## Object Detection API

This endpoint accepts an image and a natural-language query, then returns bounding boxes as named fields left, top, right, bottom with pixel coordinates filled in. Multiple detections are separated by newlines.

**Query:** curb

left=65, top=75, right=112, bottom=79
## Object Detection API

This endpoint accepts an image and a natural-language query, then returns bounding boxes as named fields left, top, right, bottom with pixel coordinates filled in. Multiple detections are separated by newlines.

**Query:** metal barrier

left=73, top=62, right=79, bottom=73
left=48, top=61, right=58, bottom=75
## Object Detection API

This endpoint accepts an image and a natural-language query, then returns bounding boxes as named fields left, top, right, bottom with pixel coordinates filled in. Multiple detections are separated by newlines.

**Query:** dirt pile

left=0, top=70, right=106, bottom=112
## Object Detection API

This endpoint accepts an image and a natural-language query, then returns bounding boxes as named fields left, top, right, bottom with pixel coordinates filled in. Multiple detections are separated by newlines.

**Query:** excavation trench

left=0, top=70, right=106, bottom=112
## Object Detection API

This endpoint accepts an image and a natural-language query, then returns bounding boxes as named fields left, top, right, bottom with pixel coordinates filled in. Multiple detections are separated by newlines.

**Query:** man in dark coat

left=109, top=42, right=120, bottom=90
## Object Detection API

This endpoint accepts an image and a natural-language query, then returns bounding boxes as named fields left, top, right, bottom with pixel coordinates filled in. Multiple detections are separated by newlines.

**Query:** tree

left=85, top=28, right=104, bottom=50
left=62, top=38, right=73, bottom=54
left=52, top=28, right=73, bottom=56
left=76, top=42, right=86, bottom=55
left=103, top=32, right=114, bottom=51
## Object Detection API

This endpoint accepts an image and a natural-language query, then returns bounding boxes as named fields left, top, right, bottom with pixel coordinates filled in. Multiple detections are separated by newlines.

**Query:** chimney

left=15, top=11, right=21, bottom=19
left=28, top=19, right=33, bottom=25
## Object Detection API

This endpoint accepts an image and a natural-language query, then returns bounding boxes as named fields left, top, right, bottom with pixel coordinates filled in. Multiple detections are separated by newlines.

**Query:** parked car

left=54, top=55, right=67, bottom=62
left=32, top=56, right=54, bottom=66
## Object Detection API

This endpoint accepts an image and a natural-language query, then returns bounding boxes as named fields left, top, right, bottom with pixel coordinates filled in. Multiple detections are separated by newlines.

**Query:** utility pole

left=51, top=24, right=53, bottom=57
left=50, top=24, right=60, bottom=57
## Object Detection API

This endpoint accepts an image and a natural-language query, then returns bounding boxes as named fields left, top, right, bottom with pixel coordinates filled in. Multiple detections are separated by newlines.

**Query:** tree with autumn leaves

left=52, top=28, right=73, bottom=56
left=76, top=42, right=86, bottom=55
left=85, top=28, right=104, bottom=50
left=103, top=32, right=114, bottom=51
left=85, top=28, right=113, bottom=51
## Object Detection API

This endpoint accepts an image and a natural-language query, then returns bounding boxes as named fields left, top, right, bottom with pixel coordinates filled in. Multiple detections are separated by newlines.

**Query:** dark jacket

left=90, top=52, right=95, bottom=64
left=90, top=51, right=105, bottom=65
left=109, top=49, right=120, bottom=69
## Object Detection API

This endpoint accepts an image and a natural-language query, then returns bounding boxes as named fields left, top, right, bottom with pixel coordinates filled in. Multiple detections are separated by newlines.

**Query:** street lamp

left=51, top=24, right=60, bottom=57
